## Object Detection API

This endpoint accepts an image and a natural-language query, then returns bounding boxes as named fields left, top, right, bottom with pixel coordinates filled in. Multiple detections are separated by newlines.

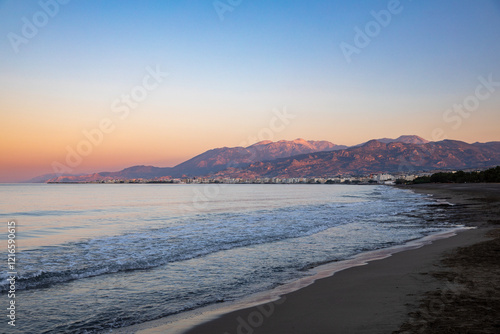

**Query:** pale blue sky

left=1, top=0, right=500, bottom=181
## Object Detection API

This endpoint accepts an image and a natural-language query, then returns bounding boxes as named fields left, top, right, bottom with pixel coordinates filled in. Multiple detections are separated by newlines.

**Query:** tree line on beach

left=410, top=166, right=500, bottom=184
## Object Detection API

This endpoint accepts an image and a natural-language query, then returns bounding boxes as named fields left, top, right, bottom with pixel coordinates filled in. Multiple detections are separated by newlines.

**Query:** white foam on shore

left=109, top=226, right=474, bottom=334
left=434, top=198, right=456, bottom=206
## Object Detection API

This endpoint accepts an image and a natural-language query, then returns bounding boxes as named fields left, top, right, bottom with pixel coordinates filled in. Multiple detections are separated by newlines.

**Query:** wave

left=0, top=187, right=445, bottom=294
left=0, top=208, right=106, bottom=217
left=0, top=204, right=348, bottom=292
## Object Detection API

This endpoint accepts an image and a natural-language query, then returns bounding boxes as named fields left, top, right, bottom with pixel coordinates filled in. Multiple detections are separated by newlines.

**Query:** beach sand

left=122, top=184, right=500, bottom=334
left=394, top=184, right=500, bottom=333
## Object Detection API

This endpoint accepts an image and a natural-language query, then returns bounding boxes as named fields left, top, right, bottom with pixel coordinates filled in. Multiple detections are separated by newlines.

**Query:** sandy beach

left=174, top=184, right=500, bottom=334
left=113, top=184, right=500, bottom=334
left=394, top=184, right=500, bottom=333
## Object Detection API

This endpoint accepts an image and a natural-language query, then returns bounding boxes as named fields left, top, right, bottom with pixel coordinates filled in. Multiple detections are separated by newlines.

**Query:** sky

left=1, top=0, right=500, bottom=182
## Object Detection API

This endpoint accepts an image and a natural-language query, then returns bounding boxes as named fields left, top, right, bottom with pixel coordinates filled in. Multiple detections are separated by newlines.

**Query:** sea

left=0, top=183, right=461, bottom=333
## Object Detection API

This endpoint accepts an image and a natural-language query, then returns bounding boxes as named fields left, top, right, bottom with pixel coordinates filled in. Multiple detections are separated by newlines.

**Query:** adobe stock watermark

left=441, top=73, right=499, bottom=131
left=224, top=297, right=286, bottom=334
left=400, top=274, right=466, bottom=333
left=397, top=73, right=499, bottom=173
left=213, top=0, right=244, bottom=21
left=6, top=221, right=17, bottom=327
left=182, top=107, right=296, bottom=213
left=51, top=65, right=168, bottom=175
left=224, top=270, right=316, bottom=334
left=7, top=0, right=70, bottom=54
left=340, top=0, right=410, bottom=64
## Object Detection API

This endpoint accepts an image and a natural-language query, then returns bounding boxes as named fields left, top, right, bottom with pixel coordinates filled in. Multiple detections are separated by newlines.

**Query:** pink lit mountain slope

left=37, top=137, right=500, bottom=182
left=42, top=139, right=345, bottom=182
left=213, top=140, right=500, bottom=178
left=171, top=139, right=347, bottom=176
left=353, top=135, right=429, bottom=147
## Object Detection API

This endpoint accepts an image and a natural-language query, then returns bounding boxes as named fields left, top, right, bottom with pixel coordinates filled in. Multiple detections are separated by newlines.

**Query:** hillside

left=213, top=140, right=500, bottom=178
left=40, top=137, right=500, bottom=182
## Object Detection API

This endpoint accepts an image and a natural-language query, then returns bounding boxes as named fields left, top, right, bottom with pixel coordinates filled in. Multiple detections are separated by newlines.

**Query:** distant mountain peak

left=361, top=139, right=386, bottom=148
left=394, top=135, right=429, bottom=144
left=249, top=140, right=273, bottom=147
left=355, top=135, right=429, bottom=147
left=248, top=138, right=338, bottom=150
left=292, top=138, right=308, bottom=144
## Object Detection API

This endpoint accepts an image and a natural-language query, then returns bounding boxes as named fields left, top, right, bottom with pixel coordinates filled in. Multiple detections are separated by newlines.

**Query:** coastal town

left=49, top=166, right=500, bottom=185
left=49, top=172, right=424, bottom=185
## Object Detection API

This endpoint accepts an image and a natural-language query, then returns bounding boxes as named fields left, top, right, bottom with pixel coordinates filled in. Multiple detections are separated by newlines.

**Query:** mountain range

left=35, top=135, right=500, bottom=182
left=214, top=140, right=500, bottom=179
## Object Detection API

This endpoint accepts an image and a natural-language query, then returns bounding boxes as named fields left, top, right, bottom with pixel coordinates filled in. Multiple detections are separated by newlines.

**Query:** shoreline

left=111, top=227, right=475, bottom=334
left=112, top=183, right=500, bottom=334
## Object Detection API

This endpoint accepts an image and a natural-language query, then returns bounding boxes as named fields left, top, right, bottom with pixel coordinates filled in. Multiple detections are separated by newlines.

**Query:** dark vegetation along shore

left=411, top=166, right=500, bottom=184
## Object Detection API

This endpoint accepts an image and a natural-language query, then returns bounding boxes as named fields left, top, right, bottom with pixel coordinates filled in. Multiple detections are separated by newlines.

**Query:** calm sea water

left=0, top=184, right=457, bottom=333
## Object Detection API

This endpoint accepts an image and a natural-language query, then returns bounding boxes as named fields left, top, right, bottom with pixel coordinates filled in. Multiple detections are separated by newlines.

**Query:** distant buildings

left=55, top=171, right=441, bottom=185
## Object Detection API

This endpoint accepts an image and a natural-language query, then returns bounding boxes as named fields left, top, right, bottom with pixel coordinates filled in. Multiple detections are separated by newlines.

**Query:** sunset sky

left=1, top=0, right=500, bottom=182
